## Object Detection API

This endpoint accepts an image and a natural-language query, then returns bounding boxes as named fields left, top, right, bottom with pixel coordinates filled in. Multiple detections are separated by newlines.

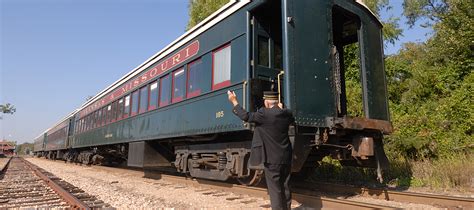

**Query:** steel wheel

left=236, top=169, right=264, bottom=186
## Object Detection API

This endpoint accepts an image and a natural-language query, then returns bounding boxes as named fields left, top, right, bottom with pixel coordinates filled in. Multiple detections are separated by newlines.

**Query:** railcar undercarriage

left=174, top=141, right=261, bottom=184
left=42, top=144, right=128, bottom=166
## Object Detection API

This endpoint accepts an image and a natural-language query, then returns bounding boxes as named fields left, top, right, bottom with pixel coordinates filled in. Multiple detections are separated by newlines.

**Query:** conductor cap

left=263, top=91, right=278, bottom=100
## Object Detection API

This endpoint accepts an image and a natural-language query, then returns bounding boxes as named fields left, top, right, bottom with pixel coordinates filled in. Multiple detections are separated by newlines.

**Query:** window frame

left=139, top=85, right=149, bottom=114
left=131, top=90, right=139, bottom=116
left=148, top=81, right=158, bottom=111
left=186, top=58, right=203, bottom=98
left=172, top=68, right=185, bottom=103
left=117, top=98, right=124, bottom=121
left=212, top=43, right=232, bottom=90
left=159, top=74, right=171, bottom=107
left=123, top=94, right=131, bottom=118
left=111, top=100, right=118, bottom=122
left=101, top=107, right=107, bottom=126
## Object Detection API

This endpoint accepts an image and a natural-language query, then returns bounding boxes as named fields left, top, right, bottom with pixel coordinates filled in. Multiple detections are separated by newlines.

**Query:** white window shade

left=213, top=45, right=231, bottom=87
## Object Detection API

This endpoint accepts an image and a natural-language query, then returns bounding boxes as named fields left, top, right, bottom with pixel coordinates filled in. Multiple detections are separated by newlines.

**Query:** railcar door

left=250, top=1, right=283, bottom=109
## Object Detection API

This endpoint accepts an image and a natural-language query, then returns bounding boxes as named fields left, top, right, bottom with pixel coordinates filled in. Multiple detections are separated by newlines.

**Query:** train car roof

left=77, top=0, right=251, bottom=114
left=355, top=0, right=382, bottom=26
left=41, top=109, right=79, bottom=135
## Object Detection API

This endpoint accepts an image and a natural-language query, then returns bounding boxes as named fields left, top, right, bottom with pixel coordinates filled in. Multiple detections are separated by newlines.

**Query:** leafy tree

left=384, top=0, right=473, bottom=159
left=16, top=143, right=34, bottom=155
left=403, top=0, right=448, bottom=27
left=0, top=103, right=16, bottom=114
left=0, top=103, right=16, bottom=119
left=187, top=0, right=229, bottom=30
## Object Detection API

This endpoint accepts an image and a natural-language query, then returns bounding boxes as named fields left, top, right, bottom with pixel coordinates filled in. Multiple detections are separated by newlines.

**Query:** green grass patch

left=307, top=154, right=473, bottom=190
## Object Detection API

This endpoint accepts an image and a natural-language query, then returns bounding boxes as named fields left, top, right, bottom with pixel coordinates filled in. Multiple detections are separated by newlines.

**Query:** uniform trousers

left=264, top=163, right=291, bottom=210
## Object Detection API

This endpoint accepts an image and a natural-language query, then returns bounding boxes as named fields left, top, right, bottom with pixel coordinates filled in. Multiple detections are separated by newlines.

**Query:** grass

left=306, top=154, right=473, bottom=191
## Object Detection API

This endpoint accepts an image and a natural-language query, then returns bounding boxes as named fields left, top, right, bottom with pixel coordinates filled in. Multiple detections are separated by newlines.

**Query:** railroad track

left=0, top=157, right=11, bottom=172
left=80, top=164, right=393, bottom=209
left=33, top=159, right=474, bottom=209
left=293, top=181, right=474, bottom=209
left=142, top=169, right=395, bottom=209
left=0, top=157, right=110, bottom=209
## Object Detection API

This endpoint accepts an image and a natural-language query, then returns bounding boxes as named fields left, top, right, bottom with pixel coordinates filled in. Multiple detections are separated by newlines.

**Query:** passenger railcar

left=34, top=0, right=392, bottom=184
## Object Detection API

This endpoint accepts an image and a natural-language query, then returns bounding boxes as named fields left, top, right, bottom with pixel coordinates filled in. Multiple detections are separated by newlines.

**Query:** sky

left=1, top=0, right=431, bottom=144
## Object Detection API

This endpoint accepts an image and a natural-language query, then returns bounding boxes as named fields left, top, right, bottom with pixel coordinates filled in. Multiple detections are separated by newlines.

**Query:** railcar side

left=33, top=133, right=45, bottom=155
left=33, top=0, right=393, bottom=184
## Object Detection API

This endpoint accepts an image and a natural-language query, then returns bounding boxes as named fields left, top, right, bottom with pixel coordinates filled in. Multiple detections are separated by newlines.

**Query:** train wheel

left=236, top=169, right=264, bottom=186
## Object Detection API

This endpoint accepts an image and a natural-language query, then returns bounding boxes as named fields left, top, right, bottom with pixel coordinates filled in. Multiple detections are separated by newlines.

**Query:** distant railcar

left=34, top=0, right=392, bottom=184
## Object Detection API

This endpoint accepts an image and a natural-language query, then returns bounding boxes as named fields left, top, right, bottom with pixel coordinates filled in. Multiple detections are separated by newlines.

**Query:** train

left=33, top=0, right=392, bottom=185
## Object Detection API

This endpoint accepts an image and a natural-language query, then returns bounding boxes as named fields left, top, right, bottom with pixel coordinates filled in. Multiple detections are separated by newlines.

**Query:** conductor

left=227, top=90, right=294, bottom=210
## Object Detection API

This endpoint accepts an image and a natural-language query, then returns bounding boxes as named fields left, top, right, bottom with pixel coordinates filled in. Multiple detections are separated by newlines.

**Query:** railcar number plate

left=215, top=111, right=224, bottom=118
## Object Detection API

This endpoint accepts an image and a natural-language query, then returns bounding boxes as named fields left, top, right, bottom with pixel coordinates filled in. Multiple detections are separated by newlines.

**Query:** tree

left=0, top=103, right=16, bottom=119
left=16, top=143, right=34, bottom=156
left=187, top=0, right=229, bottom=30
left=403, top=0, right=448, bottom=27
left=383, top=0, right=473, bottom=159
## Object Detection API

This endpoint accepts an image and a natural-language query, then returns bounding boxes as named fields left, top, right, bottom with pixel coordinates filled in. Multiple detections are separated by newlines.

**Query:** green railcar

left=34, top=0, right=392, bottom=184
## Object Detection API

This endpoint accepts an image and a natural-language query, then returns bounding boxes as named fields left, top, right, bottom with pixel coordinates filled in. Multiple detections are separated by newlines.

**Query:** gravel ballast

left=26, top=158, right=272, bottom=209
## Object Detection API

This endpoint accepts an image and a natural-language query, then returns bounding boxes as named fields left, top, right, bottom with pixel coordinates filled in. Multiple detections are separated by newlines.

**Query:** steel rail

left=0, top=156, right=12, bottom=173
left=89, top=164, right=394, bottom=209
left=294, top=181, right=474, bottom=209
left=156, top=174, right=394, bottom=209
left=21, top=158, right=90, bottom=209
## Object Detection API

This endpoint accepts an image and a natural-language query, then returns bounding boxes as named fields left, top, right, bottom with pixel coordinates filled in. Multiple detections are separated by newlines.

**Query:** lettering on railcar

left=79, top=40, right=200, bottom=118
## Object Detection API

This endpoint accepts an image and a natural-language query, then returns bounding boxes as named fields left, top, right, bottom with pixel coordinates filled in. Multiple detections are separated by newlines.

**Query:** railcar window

left=86, top=115, right=90, bottom=131
left=105, top=104, right=112, bottom=124
left=131, top=91, right=139, bottom=116
left=212, top=45, right=231, bottom=90
left=91, top=112, right=95, bottom=129
left=274, top=42, right=283, bottom=69
left=139, top=86, right=148, bottom=113
left=78, top=119, right=82, bottom=133
left=96, top=110, right=100, bottom=128
left=160, top=75, right=171, bottom=107
left=90, top=114, right=93, bottom=129
left=97, top=109, right=103, bottom=127
left=83, top=117, right=87, bottom=131
left=149, top=81, right=158, bottom=110
left=187, top=59, right=203, bottom=98
left=89, top=113, right=93, bottom=129
left=124, top=95, right=131, bottom=118
left=93, top=111, right=98, bottom=128
left=117, top=98, right=124, bottom=120
left=258, top=36, right=270, bottom=67
left=172, top=68, right=185, bottom=103
left=101, top=107, right=107, bottom=126
left=112, top=101, right=118, bottom=122
left=103, top=106, right=108, bottom=124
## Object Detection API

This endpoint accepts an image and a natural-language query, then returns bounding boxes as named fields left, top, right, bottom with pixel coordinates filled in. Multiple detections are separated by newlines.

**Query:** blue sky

left=1, top=0, right=431, bottom=144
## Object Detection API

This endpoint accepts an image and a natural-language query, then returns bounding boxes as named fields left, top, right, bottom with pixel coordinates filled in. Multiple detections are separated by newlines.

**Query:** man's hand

left=227, top=90, right=239, bottom=106
left=278, top=103, right=284, bottom=109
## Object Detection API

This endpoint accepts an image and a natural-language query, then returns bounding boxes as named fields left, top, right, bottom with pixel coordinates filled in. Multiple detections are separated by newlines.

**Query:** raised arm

left=227, top=90, right=264, bottom=124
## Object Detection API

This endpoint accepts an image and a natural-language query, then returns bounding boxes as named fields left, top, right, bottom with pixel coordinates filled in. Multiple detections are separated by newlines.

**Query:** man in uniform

left=227, top=90, right=294, bottom=210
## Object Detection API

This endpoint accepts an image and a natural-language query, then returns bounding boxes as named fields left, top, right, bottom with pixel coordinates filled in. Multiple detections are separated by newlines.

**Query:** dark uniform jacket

left=232, top=104, right=294, bottom=167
